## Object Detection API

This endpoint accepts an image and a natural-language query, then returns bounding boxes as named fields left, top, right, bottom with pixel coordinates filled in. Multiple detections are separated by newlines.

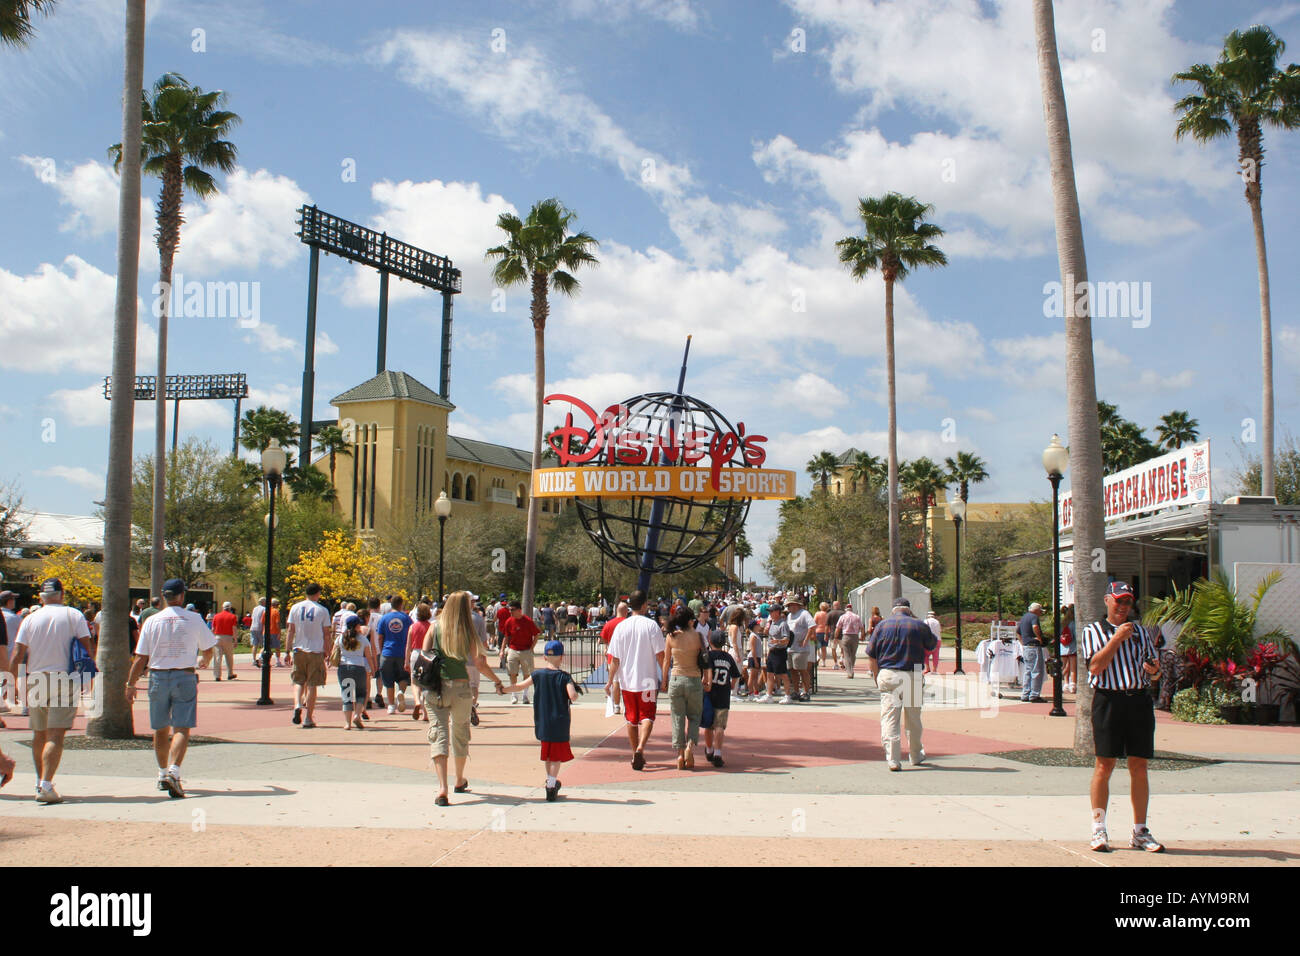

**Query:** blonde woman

left=422, top=591, right=504, bottom=806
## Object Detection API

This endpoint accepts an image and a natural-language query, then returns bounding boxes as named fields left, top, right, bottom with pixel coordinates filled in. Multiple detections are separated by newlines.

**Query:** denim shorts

left=148, top=669, right=198, bottom=730
left=379, top=654, right=409, bottom=688
left=337, top=664, right=367, bottom=706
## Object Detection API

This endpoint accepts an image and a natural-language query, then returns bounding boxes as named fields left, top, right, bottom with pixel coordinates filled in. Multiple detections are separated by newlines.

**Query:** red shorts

left=540, top=740, right=574, bottom=762
left=622, top=689, right=658, bottom=724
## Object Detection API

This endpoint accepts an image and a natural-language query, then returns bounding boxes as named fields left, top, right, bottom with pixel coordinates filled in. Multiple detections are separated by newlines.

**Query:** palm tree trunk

left=1246, top=190, right=1274, bottom=497
left=1035, top=0, right=1105, bottom=755
left=884, top=275, right=902, bottom=602
left=89, top=0, right=145, bottom=739
left=521, top=272, right=549, bottom=615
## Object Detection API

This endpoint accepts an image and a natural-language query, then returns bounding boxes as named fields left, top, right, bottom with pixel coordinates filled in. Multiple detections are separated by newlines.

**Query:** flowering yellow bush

left=284, top=529, right=406, bottom=604
left=35, top=545, right=102, bottom=606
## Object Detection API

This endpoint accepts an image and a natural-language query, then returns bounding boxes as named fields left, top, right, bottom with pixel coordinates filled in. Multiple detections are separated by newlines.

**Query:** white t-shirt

left=15, top=604, right=91, bottom=673
left=607, top=614, right=666, bottom=694
left=250, top=604, right=266, bottom=632
left=332, top=608, right=350, bottom=639
left=787, top=609, right=815, bottom=651
left=288, top=599, right=331, bottom=653
left=136, top=605, right=216, bottom=670
left=926, top=616, right=942, bottom=642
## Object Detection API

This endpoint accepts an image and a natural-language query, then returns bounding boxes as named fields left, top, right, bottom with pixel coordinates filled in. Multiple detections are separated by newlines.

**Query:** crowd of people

left=0, top=577, right=1166, bottom=852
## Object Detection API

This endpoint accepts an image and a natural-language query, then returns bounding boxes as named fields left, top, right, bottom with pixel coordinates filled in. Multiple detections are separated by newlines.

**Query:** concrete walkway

left=1, top=649, right=1295, bottom=866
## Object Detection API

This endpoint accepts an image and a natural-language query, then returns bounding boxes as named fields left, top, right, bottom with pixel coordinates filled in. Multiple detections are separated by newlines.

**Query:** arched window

left=516, top=483, right=526, bottom=509
left=465, top=475, right=477, bottom=502
left=452, top=473, right=464, bottom=500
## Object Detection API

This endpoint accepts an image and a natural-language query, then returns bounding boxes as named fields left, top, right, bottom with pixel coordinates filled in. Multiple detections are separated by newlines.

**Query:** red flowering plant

left=1243, top=643, right=1287, bottom=684
left=1180, top=646, right=1212, bottom=690
left=1209, top=659, right=1240, bottom=693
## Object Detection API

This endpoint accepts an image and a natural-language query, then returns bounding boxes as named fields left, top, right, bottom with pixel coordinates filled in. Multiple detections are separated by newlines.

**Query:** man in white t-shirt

left=126, top=579, right=216, bottom=799
left=250, top=597, right=267, bottom=667
left=0, top=589, right=19, bottom=712
left=604, top=590, right=666, bottom=771
left=286, top=582, right=332, bottom=728
left=8, top=579, right=92, bottom=804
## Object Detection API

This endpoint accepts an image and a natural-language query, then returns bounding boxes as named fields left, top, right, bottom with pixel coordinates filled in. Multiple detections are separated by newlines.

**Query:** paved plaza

left=2, top=648, right=1297, bottom=867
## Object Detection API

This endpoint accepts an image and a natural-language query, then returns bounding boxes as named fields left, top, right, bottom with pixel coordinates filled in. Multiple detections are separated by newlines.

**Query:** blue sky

left=2, top=0, right=1297, bottom=573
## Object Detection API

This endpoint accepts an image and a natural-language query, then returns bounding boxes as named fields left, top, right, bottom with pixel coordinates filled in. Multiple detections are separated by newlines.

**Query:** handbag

left=69, top=636, right=97, bottom=678
left=328, top=640, right=342, bottom=668
left=696, top=632, right=711, bottom=674
left=411, top=624, right=445, bottom=693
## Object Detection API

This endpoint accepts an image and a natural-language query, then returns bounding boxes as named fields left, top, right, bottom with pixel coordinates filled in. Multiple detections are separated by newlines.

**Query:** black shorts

left=766, top=649, right=788, bottom=676
left=1092, top=688, right=1155, bottom=759
left=379, top=654, right=410, bottom=688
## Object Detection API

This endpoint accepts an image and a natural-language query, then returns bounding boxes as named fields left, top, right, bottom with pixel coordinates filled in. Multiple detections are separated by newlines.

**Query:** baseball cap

left=544, top=639, right=564, bottom=656
left=784, top=595, right=804, bottom=606
left=892, top=596, right=911, bottom=609
left=0, top=589, right=17, bottom=602
left=344, top=614, right=360, bottom=629
left=40, top=578, right=63, bottom=594
left=499, top=593, right=507, bottom=600
left=223, top=601, right=234, bottom=610
left=1106, top=581, right=1135, bottom=599
left=709, top=631, right=726, bottom=648
left=162, top=578, right=187, bottom=596
left=1028, top=601, right=1045, bottom=614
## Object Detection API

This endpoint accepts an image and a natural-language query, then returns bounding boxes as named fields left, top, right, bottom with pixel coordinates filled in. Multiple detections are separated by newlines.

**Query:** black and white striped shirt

left=1080, top=619, right=1157, bottom=691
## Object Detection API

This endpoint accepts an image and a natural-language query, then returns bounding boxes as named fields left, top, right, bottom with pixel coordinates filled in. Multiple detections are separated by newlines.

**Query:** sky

left=1, top=0, right=1298, bottom=577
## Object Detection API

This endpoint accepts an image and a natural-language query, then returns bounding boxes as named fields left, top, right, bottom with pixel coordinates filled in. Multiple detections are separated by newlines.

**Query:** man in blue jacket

left=865, top=597, right=937, bottom=771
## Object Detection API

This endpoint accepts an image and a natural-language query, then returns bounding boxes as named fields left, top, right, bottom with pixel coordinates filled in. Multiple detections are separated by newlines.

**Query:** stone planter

left=1217, top=703, right=1242, bottom=724
left=1255, top=703, right=1280, bottom=726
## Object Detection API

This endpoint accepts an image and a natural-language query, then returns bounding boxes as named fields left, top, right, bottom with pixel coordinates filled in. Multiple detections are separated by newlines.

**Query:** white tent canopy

left=848, top=575, right=931, bottom=620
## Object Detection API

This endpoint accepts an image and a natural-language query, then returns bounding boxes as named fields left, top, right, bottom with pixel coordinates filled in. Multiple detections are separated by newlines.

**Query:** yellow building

left=322, top=370, right=562, bottom=539
left=827, top=448, right=1040, bottom=572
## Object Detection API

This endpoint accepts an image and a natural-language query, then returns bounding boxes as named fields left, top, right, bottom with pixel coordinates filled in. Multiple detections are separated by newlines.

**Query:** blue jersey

left=376, top=611, right=411, bottom=658
left=532, top=668, right=574, bottom=743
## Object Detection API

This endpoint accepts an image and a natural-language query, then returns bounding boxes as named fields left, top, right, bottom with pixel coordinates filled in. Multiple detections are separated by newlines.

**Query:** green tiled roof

left=331, top=371, right=455, bottom=410
left=446, top=434, right=533, bottom=471
left=836, top=447, right=863, bottom=467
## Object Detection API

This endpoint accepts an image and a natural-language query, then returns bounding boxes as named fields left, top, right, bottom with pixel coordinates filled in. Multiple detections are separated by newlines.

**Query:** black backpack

left=411, top=624, right=446, bottom=693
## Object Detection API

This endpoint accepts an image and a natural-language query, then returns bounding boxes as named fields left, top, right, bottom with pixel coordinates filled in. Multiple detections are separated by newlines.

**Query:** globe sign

left=537, top=391, right=795, bottom=575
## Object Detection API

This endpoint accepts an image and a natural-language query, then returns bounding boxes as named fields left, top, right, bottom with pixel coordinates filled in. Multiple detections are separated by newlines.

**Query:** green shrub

left=1170, top=685, right=1239, bottom=724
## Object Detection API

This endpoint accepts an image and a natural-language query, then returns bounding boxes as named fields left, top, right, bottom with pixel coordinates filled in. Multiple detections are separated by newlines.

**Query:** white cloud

left=0, top=256, right=155, bottom=374
left=21, top=160, right=310, bottom=275
left=35, top=465, right=104, bottom=492
left=554, top=0, right=702, bottom=29
left=18, top=156, right=122, bottom=235
left=373, top=31, right=779, bottom=267
left=762, top=0, right=1222, bottom=253
left=338, top=178, right=517, bottom=309
left=773, top=372, right=848, bottom=415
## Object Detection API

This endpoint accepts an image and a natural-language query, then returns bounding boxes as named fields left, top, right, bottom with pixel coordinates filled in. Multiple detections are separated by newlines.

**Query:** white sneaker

left=397, top=692, right=406, bottom=713
left=1090, top=827, right=1110, bottom=852
left=387, top=704, right=396, bottom=715
left=910, top=749, right=926, bottom=767
left=887, top=761, right=901, bottom=771
left=510, top=694, right=519, bottom=705
left=35, top=785, right=63, bottom=804
left=1131, top=827, right=1165, bottom=852
left=754, top=693, right=770, bottom=703
left=778, top=695, right=793, bottom=705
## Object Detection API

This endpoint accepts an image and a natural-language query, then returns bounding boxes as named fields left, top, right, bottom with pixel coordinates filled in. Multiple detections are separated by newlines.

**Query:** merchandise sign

left=1060, top=440, right=1211, bottom=531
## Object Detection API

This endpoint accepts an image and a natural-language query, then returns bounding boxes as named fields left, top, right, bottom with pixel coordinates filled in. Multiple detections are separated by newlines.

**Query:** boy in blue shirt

left=504, top=639, right=579, bottom=801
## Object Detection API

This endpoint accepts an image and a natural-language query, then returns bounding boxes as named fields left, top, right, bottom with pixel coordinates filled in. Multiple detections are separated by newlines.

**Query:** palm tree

left=944, top=450, right=989, bottom=504
left=313, top=424, right=352, bottom=506
left=806, top=450, right=840, bottom=494
left=849, top=450, right=886, bottom=494
left=1034, top=0, right=1107, bottom=755
left=837, top=193, right=947, bottom=601
left=485, top=198, right=599, bottom=615
left=901, top=456, right=947, bottom=578
left=88, top=0, right=145, bottom=741
left=1174, top=26, right=1300, bottom=499
left=0, top=0, right=55, bottom=47
left=111, top=73, right=240, bottom=600
left=1096, top=400, right=1122, bottom=431
left=734, top=531, right=753, bottom=586
left=1156, top=410, right=1199, bottom=450
left=286, top=467, right=337, bottom=504
left=238, top=406, right=299, bottom=498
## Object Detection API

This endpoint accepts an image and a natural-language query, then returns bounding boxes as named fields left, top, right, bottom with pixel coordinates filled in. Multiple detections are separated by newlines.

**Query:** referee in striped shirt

left=1080, top=581, right=1165, bottom=853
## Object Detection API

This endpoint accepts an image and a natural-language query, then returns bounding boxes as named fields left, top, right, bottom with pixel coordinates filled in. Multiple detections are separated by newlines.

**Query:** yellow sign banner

left=532, top=466, right=797, bottom=500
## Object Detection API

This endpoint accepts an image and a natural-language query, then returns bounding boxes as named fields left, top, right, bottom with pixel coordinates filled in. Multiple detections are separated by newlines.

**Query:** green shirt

left=138, top=607, right=160, bottom=626
left=434, top=625, right=469, bottom=681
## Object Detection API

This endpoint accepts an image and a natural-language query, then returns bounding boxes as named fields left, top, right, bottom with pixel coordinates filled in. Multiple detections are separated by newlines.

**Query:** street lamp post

left=257, top=439, right=286, bottom=707
left=1043, top=434, right=1070, bottom=718
left=950, top=496, right=966, bottom=675
left=434, top=491, right=451, bottom=604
